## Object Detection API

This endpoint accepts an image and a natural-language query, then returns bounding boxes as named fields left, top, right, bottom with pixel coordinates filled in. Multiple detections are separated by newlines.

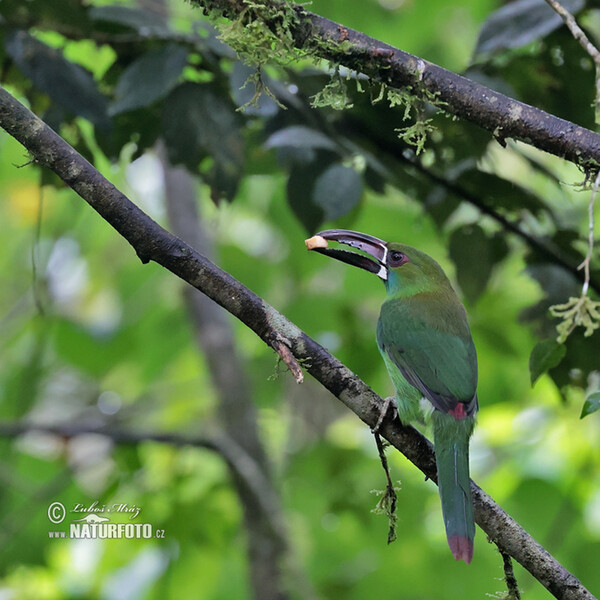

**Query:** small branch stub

left=272, top=335, right=304, bottom=383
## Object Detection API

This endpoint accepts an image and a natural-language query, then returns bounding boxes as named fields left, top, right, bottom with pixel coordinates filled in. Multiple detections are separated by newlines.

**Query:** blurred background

left=0, top=0, right=599, bottom=598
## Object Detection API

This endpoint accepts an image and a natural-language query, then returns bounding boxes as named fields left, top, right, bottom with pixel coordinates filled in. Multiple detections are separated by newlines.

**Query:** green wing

left=376, top=297, right=478, bottom=415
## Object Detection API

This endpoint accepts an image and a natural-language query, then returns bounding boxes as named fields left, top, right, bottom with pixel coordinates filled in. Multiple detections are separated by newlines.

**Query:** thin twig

left=501, top=551, right=521, bottom=600
left=545, top=0, right=600, bottom=63
left=30, top=177, right=45, bottom=316
left=373, top=431, right=398, bottom=544
left=545, top=0, right=600, bottom=122
left=579, top=171, right=599, bottom=297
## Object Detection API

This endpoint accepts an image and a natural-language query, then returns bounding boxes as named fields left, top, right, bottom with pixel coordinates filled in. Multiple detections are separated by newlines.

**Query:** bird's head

left=306, top=229, right=451, bottom=296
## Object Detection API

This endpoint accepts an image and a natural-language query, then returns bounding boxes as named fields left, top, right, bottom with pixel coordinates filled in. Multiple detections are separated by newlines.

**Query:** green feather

left=376, top=243, right=478, bottom=561
left=432, top=412, right=475, bottom=563
left=377, top=294, right=477, bottom=406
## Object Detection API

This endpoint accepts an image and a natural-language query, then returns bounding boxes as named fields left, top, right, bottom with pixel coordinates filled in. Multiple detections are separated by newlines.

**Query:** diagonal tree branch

left=190, top=0, right=600, bottom=171
left=0, top=85, right=595, bottom=600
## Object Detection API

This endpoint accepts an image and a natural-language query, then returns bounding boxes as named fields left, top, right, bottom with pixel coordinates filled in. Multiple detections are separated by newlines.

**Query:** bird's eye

left=389, top=250, right=406, bottom=266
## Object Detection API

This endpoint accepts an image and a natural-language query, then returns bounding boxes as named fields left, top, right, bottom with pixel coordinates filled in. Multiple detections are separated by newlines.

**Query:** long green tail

left=431, top=411, right=475, bottom=563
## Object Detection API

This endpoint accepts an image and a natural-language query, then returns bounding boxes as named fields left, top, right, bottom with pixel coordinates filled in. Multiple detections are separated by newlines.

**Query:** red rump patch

left=448, top=535, right=474, bottom=564
left=449, top=402, right=468, bottom=419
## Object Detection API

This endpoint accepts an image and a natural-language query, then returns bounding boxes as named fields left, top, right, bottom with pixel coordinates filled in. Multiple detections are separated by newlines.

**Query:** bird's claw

left=371, top=396, right=398, bottom=433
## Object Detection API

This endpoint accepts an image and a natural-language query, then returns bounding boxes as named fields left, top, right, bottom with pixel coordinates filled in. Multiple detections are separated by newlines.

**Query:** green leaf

left=265, top=125, right=339, bottom=153
left=313, top=163, right=363, bottom=221
left=448, top=225, right=507, bottom=305
left=581, top=392, right=600, bottom=419
left=162, top=82, right=244, bottom=201
left=474, top=0, right=584, bottom=57
left=286, top=162, right=327, bottom=233
left=455, top=169, right=547, bottom=215
left=529, top=338, right=567, bottom=386
left=109, top=44, right=189, bottom=115
left=0, top=0, right=90, bottom=30
left=89, top=5, right=171, bottom=36
left=4, top=29, right=109, bottom=127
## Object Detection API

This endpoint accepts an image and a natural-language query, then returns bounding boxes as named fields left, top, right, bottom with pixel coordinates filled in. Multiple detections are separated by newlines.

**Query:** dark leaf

left=162, top=82, right=244, bottom=200
left=96, top=107, right=161, bottom=162
left=581, top=392, right=600, bottom=419
left=313, top=163, right=363, bottom=221
left=474, top=0, right=584, bottom=57
left=0, top=0, right=90, bottom=30
left=197, top=22, right=237, bottom=58
left=275, top=146, right=318, bottom=168
left=4, top=29, right=109, bottom=127
left=109, top=44, right=189, bottom=115
left=286, top=160, right=331, bottom=233
left=493, top=28, right=596, bottom=129
left=89, top=5, right=171, bottom=36
left=547, top=330, right=599, bottom=394
left=265, top=125, right=340, bottom=153
left=529, top=338, right=566, bottom=386
left=455, top=168, right=547, bottom=215
left=423, top=186, right=458, bottom=228
left=448, top=224, right=507, bottom=304
left=364, top=164, right=386, bottom=195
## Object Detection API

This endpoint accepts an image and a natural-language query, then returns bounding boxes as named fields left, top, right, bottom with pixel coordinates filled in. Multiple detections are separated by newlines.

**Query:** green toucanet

left=306, top=229, right=477, bottom=563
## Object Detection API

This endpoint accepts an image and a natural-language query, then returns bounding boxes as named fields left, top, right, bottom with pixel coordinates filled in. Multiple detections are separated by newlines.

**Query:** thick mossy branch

left=189, top=0, right=600, bottom=171
left=194, top=0, right=442, bottom=145
left=215, top=0, right=306, bottom=65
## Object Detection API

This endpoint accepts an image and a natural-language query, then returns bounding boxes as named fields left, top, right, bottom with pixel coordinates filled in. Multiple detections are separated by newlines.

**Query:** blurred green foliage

left=0, top=0, right=599, bottom=598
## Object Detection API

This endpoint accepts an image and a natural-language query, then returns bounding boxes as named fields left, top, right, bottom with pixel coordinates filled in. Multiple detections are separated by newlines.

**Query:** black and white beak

left=305, top=229, right=388, bottom=281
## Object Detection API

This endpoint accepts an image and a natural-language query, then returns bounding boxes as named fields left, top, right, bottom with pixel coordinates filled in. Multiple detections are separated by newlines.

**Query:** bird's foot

left=371, top=396, right=398, bottom=433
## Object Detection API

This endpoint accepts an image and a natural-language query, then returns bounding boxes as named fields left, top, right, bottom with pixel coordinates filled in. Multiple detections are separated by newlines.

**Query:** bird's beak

left=305, top=229, right=388, bottom=281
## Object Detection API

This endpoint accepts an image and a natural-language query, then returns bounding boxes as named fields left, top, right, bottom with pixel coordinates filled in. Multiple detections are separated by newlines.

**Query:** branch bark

left=190, top=0, right=600, bottom=171
left=0, top=85, right=596, bottom=600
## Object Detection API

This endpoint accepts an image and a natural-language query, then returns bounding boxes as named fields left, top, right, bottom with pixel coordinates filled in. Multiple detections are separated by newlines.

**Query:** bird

left=306, top=229, right=478, bottom=563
